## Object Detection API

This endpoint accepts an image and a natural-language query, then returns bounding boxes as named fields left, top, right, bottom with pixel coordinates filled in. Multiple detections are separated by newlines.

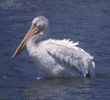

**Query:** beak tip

left=12, top=56, right=14, bottom=59
left=12, top=54, right=16, bottom=59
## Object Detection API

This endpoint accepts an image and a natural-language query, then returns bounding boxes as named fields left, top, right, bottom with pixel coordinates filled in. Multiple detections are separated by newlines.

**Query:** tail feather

left=86, top=72, right=91, bottom=78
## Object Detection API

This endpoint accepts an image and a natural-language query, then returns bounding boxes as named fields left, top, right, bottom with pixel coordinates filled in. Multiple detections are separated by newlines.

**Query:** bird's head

left=12, top=16, right=49, bottom=59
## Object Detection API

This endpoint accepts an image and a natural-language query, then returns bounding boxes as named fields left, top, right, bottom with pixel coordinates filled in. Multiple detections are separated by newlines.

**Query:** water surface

left=0, top=0, right=110, bottom=99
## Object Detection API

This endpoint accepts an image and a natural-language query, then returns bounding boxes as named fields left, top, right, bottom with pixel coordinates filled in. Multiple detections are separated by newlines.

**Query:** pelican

left=12, top=16, right=95, bottom=78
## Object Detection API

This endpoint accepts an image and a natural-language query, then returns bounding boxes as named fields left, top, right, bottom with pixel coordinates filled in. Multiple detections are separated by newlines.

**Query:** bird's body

left=12, top=16, right=95, bottom=78
left=26, top=35, right=95, bottom=77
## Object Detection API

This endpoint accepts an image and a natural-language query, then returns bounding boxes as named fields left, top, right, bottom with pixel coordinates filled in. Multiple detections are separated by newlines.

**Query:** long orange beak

left=12, top=23, right=43, bottom=59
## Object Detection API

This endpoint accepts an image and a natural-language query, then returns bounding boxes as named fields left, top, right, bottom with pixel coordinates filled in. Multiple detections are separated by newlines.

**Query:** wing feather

left=45, top=39, right=95, bottom=77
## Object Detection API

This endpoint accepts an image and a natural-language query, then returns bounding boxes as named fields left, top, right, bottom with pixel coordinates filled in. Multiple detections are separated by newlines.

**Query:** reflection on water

left=21, top=77, right=92, bottom=99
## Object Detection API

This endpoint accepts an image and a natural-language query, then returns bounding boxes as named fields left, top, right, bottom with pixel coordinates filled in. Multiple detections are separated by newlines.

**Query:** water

left=0, top=0, right=110, bottom=99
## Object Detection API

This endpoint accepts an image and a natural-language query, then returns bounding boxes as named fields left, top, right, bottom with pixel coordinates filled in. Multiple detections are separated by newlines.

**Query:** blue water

left=0, top=0, right=110, bottom=99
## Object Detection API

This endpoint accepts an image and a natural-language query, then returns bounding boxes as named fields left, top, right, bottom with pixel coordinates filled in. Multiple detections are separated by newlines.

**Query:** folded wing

left=46, top=39, right=95, bottom=77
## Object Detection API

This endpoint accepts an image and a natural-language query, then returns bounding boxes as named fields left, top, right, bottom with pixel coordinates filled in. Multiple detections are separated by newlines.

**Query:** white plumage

left=12, top=16, right=95, bottom=78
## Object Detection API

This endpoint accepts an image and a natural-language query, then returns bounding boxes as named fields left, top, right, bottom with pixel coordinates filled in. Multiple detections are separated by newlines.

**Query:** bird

left=12, top=16, right=95, bottom=78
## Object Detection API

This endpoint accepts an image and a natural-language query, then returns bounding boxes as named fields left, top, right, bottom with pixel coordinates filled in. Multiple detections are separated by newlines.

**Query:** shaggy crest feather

left=47, top=38, right=79, bottom=49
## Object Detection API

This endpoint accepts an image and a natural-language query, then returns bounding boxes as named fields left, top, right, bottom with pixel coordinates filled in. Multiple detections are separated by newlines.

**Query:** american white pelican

left=12, top=16, right=95, bottom=78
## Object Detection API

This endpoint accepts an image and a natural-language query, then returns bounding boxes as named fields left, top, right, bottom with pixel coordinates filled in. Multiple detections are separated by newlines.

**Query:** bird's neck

left=26, top=32, right=46, bottom=51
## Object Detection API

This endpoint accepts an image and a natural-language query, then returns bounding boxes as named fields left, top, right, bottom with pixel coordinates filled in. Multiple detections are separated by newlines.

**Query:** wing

left=46, top=39, right=95, bottom=77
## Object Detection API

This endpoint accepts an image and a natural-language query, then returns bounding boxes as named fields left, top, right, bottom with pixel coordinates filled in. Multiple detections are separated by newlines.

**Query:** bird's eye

left=34, top=23, right=37, bottom=27
left=31, top=23, right=37, bottom=29
left=33, top=23, right=37, bottom=26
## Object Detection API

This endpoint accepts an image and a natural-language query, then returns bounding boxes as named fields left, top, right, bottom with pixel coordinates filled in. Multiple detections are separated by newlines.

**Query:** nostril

left=86, top=73, right=91, bottom=78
